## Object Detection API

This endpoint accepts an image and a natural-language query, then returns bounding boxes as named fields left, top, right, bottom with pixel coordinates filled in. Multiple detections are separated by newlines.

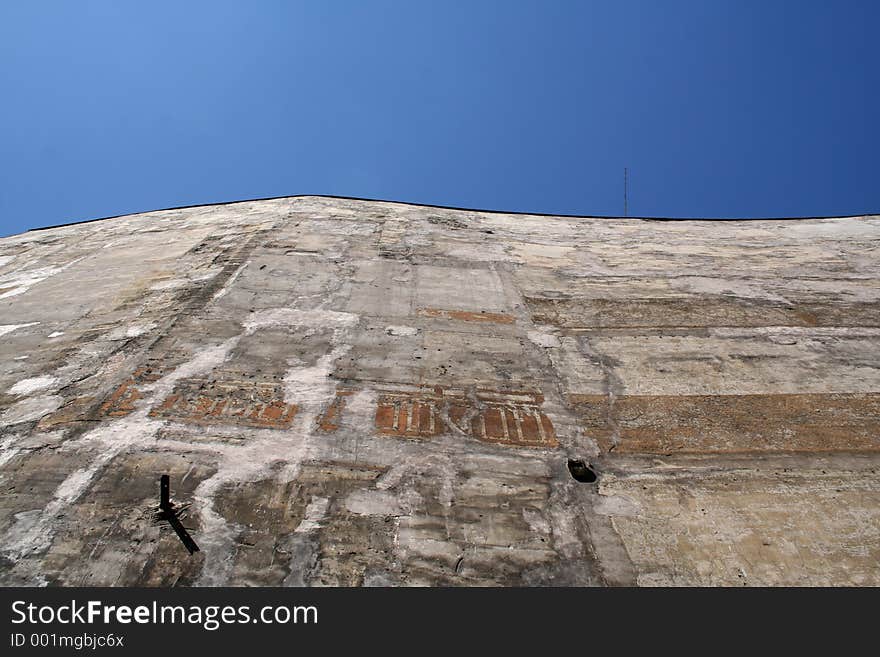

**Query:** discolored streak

left=572, top=392, right=880, bottom=454
left=417, top=308, right=516, bottom=324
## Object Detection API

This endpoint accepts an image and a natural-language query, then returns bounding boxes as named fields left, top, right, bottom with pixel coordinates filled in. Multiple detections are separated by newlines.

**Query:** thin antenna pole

left=624, top=167, right=628, bottom=217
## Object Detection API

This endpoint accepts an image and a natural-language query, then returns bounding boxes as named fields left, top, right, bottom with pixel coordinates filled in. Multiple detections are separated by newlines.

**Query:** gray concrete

left=0, top=197, right=878, bottom=586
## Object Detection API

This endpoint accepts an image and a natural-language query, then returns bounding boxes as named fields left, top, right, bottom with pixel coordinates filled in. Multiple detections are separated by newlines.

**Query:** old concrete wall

left=0, top=196, right=878, bottom=586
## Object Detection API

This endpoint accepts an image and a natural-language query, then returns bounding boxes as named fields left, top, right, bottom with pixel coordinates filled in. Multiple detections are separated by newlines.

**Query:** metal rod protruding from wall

left=160, top=474, right=170, bottom=511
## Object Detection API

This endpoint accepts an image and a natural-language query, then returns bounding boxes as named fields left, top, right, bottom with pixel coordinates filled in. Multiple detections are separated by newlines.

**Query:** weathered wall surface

left=0, top=197, right=878, bottom=586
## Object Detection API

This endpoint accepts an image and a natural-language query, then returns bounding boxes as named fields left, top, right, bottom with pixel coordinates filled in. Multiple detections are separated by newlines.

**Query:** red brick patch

left=375, top=386, right=557, bottom=448
left=99, top=367, right=163, bottom=417
left=318, top=388, right=357, bottom=432
left=470, top=403, right=557, bottom=448
left=149, top=379, right=297, bottom=429
left=376, top=394, right=446, bottom=438
left=101, top=366, right=297, bottom=429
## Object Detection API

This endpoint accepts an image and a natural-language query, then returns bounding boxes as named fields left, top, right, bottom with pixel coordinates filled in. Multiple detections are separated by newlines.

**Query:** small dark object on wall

left=158, top=474, right=200, bottom=555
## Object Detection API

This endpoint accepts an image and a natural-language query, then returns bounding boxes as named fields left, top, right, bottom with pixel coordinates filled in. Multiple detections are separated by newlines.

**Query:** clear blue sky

left=1, top=1, right=877, bottom=236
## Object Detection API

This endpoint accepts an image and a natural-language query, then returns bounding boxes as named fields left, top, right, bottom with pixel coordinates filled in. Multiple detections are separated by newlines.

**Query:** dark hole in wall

left=568, top=459, right=598, bottom=483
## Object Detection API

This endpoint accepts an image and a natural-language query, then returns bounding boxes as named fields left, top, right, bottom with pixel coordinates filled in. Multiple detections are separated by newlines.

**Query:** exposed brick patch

left=149, top=378, right=297, bottom=429
left=100, top=362, right=298, bottom=429
left=99, top=366, right=163, bottom=417
left=318, top=388, right=357, bottom=432
left=376, top=393, right=445, bottom=438
left=525, top=296, right=880, bottom=329
left=100, top=360, right=299, bottom=429
left=570, top=392, right=880, bottom=454
left=471, top=403, right=557, bottom=448
left=417, top=308, right=515, bottom=324
left=375, top=386, right=557, bottom=448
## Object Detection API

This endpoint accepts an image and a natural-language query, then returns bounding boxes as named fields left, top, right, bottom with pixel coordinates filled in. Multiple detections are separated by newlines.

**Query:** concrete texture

left=0, top=196, right=878, bottom=586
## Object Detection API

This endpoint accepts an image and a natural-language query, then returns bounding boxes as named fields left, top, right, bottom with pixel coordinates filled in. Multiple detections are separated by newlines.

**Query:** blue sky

left=0, top=1, right=877, bottom=236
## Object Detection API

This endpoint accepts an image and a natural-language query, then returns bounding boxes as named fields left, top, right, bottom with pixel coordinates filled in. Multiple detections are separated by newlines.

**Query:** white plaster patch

left=106, top=322, right=157, bottom=340
left=384, top=325, right=419, bottom=337
left=527, top=329, right=561, bottom=349
left=211, top=260, right=250, bottom=302
left=192, top=266, right=224, bottom=282
left=283, top=346, right=351, bottom=407
left=149, top=278, right=188, bottom=291
left=0, top=395, right=63, bottom=426
left=295, top=497, right=331, bottom=532
left=244, top=308, right=358, bottom=335
left=0, top=322, right=39, bottom=338
left=8, top=510, right=42, bottom=537
left=7, top=375, right=58, bottom=396
left=0, top=256, right=86, bottom=300
left=339, top=389, right=377, bottom=430
left=0, top=433, right=22, bottom=468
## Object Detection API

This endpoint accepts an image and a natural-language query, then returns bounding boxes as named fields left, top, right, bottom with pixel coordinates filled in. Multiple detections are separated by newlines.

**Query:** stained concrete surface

left=0, top=196, right=878, bottom=586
